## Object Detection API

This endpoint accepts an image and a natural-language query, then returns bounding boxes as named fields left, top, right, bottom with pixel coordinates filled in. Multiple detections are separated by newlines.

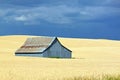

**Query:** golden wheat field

left=0, top=35, right=120, bottom=80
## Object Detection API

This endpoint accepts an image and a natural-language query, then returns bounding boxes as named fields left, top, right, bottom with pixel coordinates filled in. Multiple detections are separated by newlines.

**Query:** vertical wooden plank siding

left=43, top=40, right=71, bottom=58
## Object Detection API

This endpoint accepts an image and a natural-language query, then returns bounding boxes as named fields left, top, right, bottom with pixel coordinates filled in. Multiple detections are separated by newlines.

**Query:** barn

left=15, top=37, right=72, bottom=58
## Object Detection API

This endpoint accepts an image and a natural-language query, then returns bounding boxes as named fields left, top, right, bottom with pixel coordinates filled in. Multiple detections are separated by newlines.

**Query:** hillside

left=1, top=35, right=120, bottom=58
left=0, top=35, right=120, bottom=80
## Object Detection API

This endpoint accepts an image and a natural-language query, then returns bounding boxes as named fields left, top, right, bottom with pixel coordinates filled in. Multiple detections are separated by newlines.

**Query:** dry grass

left=0, top=35, right=120, bottom=80
left=64, top=74, right=120, bottom=80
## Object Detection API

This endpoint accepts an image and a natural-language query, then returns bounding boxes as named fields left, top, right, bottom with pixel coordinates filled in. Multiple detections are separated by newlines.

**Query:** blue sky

left=0, top=0, right=120, bottom=40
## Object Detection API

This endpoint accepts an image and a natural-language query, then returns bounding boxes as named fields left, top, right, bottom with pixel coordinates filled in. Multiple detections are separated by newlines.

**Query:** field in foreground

left=0, top=35, right=120, bottom=80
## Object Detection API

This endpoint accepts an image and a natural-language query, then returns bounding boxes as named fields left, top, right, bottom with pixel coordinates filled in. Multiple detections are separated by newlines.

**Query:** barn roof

left=15, top=37, right=56, bottom=53
left=15, top=36, right=72, bottom=54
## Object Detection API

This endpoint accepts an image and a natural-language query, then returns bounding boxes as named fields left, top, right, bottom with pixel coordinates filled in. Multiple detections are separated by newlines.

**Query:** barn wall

left=61, top=48, right=71, bottom=58
left=43, top=40, right=71, bottom=58
left=43, top=40, right=61, bottom=57
left=15, top=53, right=43, bottom=57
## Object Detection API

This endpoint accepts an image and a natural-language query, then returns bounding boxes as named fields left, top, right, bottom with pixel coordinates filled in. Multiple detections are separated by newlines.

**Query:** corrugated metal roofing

left=16, top=37, right=56, bottom=53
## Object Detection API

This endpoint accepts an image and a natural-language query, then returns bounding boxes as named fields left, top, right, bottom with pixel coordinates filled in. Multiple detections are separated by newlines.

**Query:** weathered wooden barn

left=15, top=37, right=72, bottom=58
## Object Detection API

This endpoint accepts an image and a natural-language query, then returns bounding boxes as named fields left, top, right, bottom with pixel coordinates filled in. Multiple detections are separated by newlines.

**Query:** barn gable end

left=15, top=36, right=72, bottom=58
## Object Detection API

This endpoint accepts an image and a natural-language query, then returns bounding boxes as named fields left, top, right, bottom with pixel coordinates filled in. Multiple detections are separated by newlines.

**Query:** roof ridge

left=41, top=37, right=57, bottom=52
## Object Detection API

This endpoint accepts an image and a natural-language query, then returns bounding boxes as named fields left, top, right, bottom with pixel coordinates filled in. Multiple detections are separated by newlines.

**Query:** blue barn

left=15, top=37, right=72, bottom=58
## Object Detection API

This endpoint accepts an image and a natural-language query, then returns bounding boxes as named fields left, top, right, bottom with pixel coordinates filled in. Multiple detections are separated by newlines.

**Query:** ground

left=0, top=35, right=120, bottom=80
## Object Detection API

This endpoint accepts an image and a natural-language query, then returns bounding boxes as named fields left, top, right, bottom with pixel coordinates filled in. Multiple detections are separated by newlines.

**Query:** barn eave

left=15, top=52, right=42, bottom=54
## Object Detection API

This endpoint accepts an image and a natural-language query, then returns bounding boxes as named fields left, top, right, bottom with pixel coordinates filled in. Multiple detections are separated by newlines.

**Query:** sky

left=0, top=0, right=120, bottom=40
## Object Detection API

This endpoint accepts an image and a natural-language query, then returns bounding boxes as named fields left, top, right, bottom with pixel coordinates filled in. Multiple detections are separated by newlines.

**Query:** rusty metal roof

left=16, top=37, right=56, bottom=53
